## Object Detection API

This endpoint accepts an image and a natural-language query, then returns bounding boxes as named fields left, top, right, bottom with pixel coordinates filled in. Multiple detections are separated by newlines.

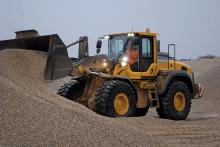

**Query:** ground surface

left=0, top=49, right=220, bottom=147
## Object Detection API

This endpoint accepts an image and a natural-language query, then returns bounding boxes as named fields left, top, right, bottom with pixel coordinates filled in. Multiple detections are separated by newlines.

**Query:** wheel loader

left=0, top=29, right=204, bottom=120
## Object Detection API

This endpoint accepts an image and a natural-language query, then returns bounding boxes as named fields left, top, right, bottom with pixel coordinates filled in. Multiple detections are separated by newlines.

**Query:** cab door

left=140, top=36, right=156, bottom=77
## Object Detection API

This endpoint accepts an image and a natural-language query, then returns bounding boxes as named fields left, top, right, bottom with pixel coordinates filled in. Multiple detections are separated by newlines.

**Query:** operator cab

left=97, top=32, right=156, bottom=73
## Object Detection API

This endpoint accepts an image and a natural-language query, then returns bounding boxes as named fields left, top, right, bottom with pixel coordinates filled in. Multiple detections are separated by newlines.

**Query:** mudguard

left=156, top=71, right=195, bottom=96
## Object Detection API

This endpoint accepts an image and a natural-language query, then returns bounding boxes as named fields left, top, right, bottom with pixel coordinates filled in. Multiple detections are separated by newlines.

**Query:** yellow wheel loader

left=0, top=29, right=204, bottom=120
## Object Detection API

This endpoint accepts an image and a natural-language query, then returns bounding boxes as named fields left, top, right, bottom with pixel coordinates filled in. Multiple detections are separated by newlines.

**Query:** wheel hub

left=173, top=91, right=186, bottom=112
left=114, top=93, right=129, bottom=116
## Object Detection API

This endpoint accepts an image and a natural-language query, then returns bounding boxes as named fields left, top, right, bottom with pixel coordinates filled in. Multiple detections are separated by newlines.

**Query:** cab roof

left=105, top=32, right=158, bottom=37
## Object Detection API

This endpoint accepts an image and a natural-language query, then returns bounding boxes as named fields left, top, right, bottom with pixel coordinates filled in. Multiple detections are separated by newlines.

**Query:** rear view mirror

left=96, top=40, right=102, bottom=49
left=96, top=40, right=102, bottom=54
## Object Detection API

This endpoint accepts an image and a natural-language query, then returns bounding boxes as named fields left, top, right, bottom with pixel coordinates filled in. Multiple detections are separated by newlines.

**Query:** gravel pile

left=0, top=49, right=161, bottom=147
left=0, top=49, right=220, bottom=146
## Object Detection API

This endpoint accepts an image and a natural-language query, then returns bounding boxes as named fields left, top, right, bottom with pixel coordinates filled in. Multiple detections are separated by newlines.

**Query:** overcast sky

left=0, top=0, right=220, bottom=59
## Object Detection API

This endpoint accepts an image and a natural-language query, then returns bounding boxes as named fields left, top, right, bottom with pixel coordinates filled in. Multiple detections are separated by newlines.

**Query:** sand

left=0, top=49, right=220, bottom=147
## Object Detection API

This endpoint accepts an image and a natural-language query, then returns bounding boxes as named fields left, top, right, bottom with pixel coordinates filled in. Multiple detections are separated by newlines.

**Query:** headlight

left=121, top=61, right=127, bottom=67
left=104, top=35, right=109, bottom=39
left=102, top=62, right=107, bottom=67
left=122, top=56, right=128, bottom=62
left=120, top=56, right=129, bottom=67
left=128, top=33, right=134, bottom=37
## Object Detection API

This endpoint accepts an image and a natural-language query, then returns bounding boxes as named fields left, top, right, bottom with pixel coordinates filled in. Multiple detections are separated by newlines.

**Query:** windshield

left=108, top=35, right=134, bottom=59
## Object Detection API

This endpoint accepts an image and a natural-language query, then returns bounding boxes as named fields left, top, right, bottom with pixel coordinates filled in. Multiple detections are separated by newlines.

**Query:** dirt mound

left=0, top=49, right=220, bottom=146
left=184, top=57, right=220, bottom=78
left=0, top=49, right=159, bottom=147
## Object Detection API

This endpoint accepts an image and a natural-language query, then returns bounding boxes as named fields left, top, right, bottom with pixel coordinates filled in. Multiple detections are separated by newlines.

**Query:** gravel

left=0, top=49, right=220, bottom=147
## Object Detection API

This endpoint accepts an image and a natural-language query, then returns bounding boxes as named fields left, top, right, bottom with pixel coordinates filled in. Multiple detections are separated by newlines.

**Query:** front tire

left=156, top=80, right=192, bottom=120
left=57, top=80, right=85, bottom=101
left=93, top=80, right=137, bottom=117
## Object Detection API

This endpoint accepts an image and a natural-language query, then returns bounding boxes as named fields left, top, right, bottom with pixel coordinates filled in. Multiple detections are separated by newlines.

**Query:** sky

left=0, top=0, right=220, bottom=59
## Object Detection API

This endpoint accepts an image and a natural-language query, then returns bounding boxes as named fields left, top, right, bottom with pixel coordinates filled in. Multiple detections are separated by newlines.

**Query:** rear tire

left=57, top=80, right=85, bottom=101
left=93, top=80, right=137, bottom=117
left=156, top=80, right=192, bottom=120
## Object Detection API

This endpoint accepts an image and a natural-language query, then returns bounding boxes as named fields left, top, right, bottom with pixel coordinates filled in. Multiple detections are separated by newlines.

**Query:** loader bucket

left=0, top=34, right=73, bottom=80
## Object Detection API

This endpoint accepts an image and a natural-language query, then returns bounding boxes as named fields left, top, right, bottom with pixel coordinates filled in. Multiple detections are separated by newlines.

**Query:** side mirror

left=96, top=40, right=102, bottom=54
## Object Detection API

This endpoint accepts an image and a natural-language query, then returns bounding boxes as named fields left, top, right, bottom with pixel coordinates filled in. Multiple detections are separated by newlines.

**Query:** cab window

left=141, top=37, right=153, bottom=71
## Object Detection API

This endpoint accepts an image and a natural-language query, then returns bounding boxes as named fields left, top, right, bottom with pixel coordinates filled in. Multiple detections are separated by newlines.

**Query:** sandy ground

left=0, top=49, right=220, bottom=147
